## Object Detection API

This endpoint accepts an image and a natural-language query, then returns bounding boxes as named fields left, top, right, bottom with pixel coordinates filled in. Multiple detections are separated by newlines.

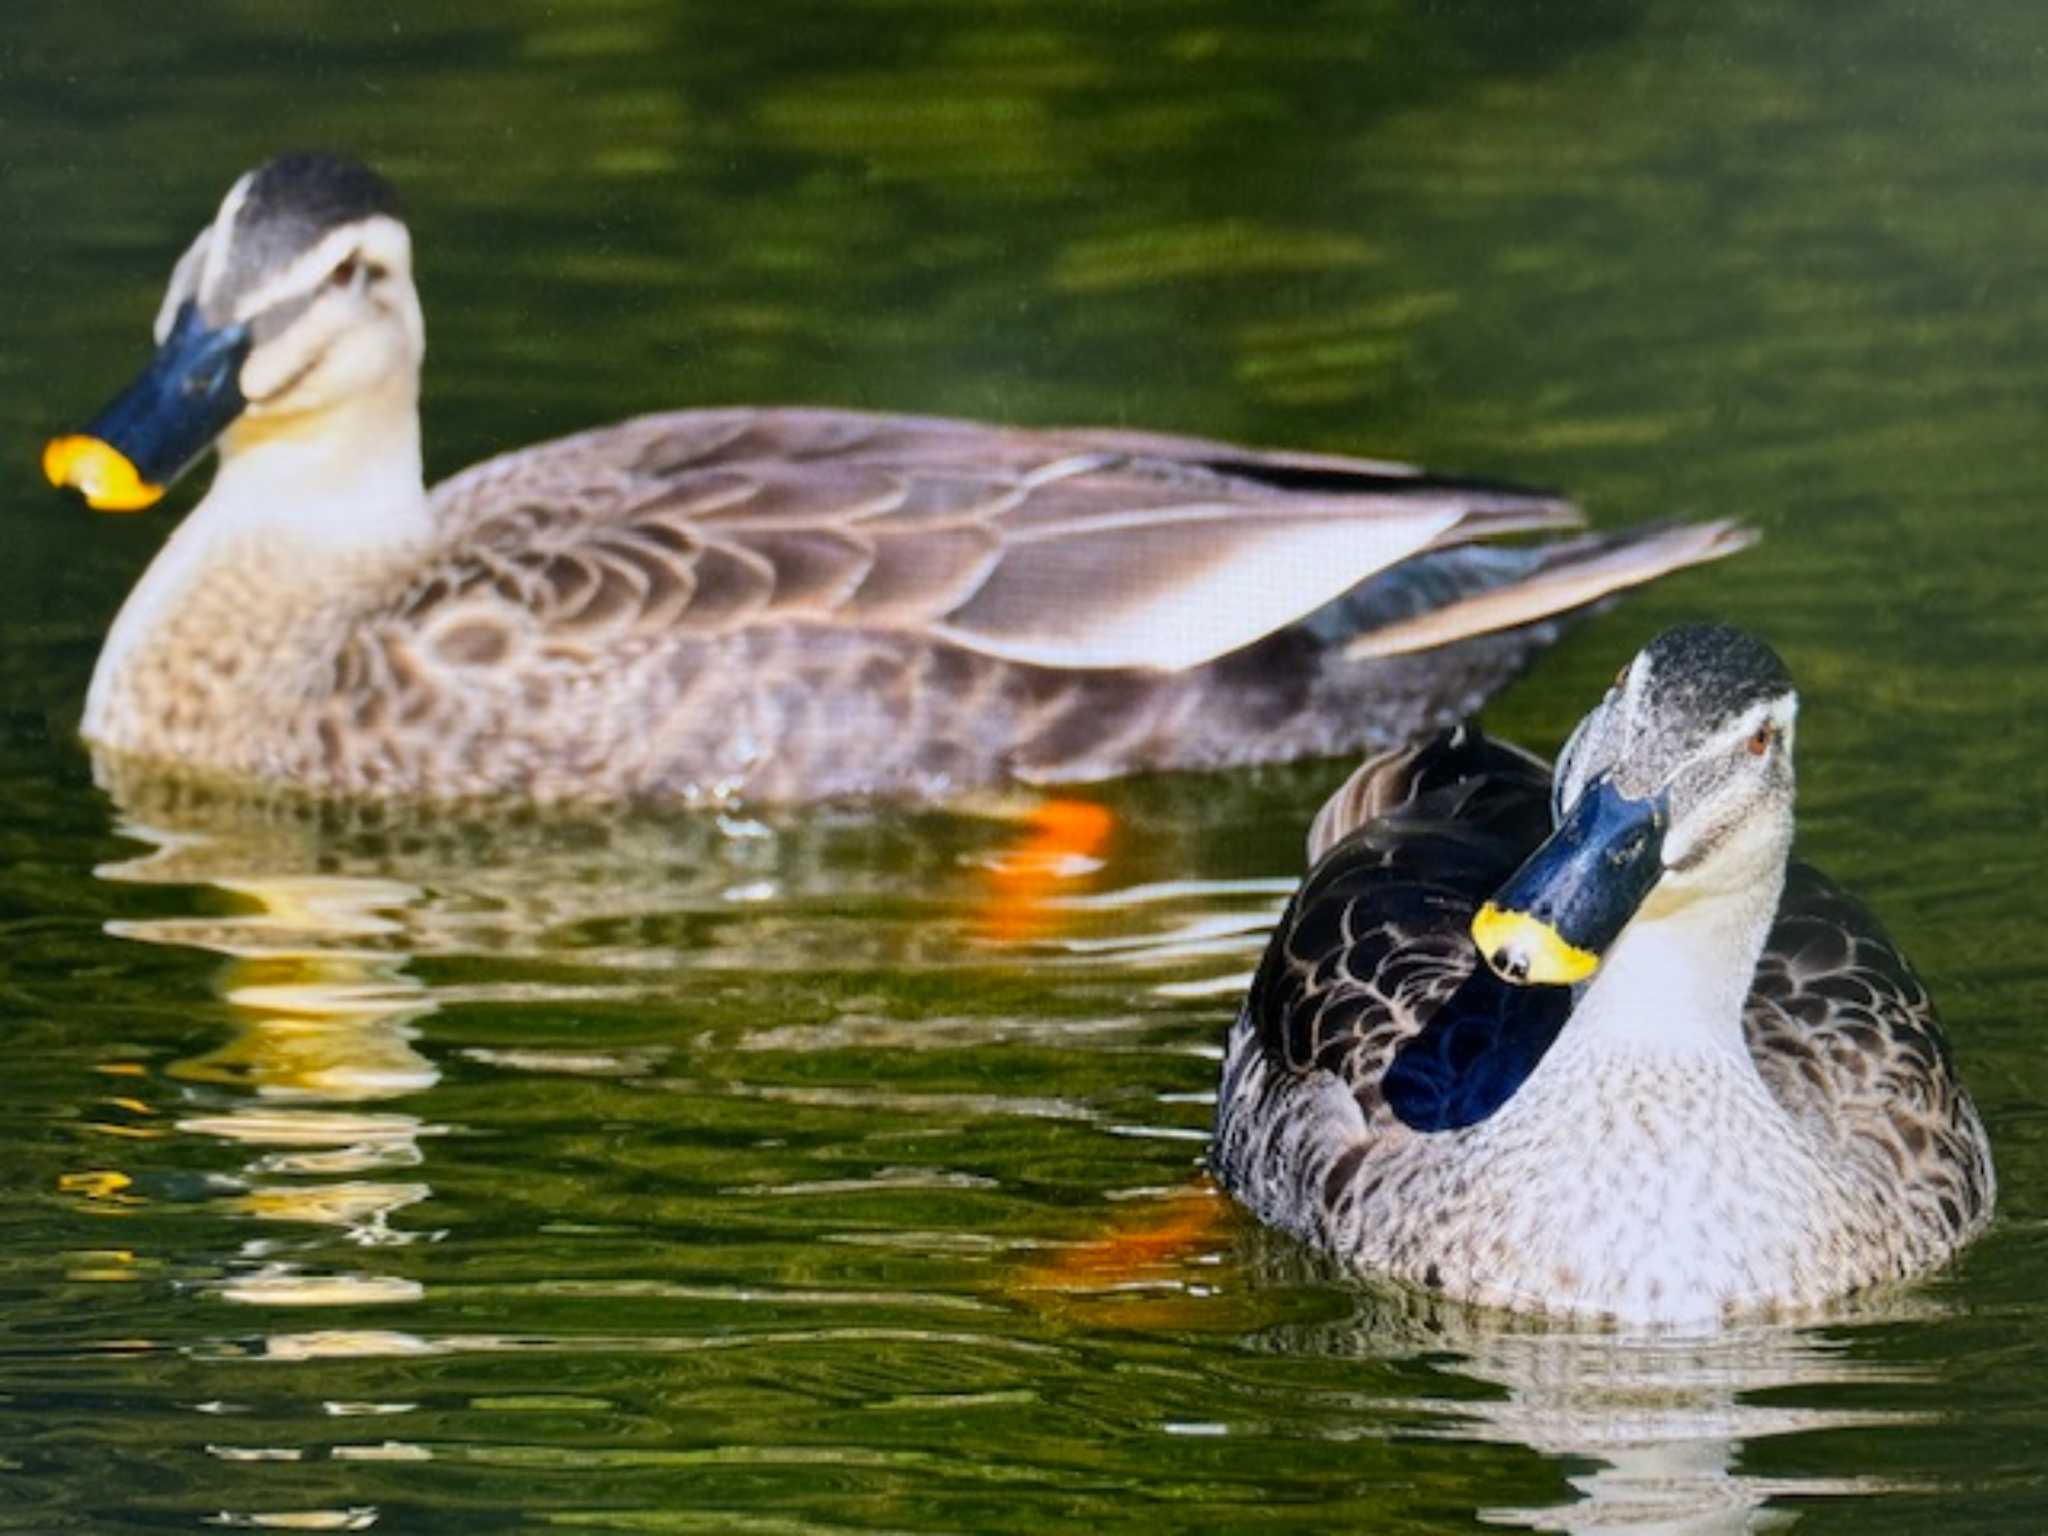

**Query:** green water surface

left=2, top=2, right=2046, bottom=1530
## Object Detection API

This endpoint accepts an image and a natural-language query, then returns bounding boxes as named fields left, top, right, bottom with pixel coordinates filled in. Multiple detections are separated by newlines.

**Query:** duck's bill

left=1471, top=775, right=1668, bottom=986
left=43, top=302, right=251, bottom=512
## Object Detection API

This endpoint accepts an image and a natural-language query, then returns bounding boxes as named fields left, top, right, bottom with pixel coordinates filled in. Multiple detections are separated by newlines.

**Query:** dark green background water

left=3, top=1, right=2046, bottom=1530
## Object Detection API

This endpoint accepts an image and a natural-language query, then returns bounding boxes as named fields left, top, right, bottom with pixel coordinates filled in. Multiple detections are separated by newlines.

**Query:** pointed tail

left=1342, top=519, right=1756, bottom=661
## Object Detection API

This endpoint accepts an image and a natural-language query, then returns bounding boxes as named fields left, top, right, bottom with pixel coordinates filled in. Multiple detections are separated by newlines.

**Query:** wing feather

left=840, top=527, right=1003, bottom=623
left=1225, top=737, right=1993, bottom=1246
left=1236, top=729, right=1561, bottom=1130
left=1744, top=864, right=1995, bottom=1241
left=422, top=406, right=1589, bottom=672
left=725, top=527, right=876, bottom=613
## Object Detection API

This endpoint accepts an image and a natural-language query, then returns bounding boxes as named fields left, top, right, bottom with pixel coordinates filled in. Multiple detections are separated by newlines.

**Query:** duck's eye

left=1745, top=724, right=1775, bottom=757
left=329, top=256, right=360, bottom=289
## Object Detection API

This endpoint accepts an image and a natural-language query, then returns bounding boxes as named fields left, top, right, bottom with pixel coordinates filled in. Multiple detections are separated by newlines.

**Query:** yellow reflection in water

left=91, top=810, right=445, bottom=1309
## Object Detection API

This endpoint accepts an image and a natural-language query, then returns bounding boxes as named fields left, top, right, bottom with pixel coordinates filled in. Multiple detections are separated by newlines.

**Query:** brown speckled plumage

left=61, top=154, right=1752, bottom=806
left=86, top=406, right=1748, bottom=805
left=1213, top=720, right=1994, bottom=1326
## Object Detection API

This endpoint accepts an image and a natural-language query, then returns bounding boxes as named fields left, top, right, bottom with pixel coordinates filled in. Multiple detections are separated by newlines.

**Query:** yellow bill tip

left=42, top=435, right=164, bottom=512
left=1471, top=900, right=1600, bottom=986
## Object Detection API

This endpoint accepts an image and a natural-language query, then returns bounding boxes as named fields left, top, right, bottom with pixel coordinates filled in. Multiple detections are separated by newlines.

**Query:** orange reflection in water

left=972, top=796, right=1116, bottom=943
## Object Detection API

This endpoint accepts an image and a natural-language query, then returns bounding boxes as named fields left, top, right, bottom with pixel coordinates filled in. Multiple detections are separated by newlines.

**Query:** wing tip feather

left=1343, top=518, right=1756, bottom=661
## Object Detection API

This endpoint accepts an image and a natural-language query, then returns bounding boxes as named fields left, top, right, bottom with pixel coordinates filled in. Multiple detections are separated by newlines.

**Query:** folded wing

left=425, top=407, right=1646, bottom=671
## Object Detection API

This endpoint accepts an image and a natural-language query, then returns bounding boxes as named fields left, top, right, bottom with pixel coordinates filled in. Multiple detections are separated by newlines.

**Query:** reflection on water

left=54, top=765, right=1969, bottom=1532
left=1259, top=1282, right=1931, bottom=1536
left=99, top=826, right=439, bottom=1316
left=9, top=0, right=2048, bottom=1525
left=1036, top=1205, right=1950, bottom=1535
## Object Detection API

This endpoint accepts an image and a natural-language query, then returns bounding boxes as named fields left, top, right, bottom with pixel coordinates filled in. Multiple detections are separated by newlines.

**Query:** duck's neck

left=207, top=386, right=429, bottom=555
left=1563, top=861, right=1786, bottom=1063
left=84, top=382, right=433, bottom=744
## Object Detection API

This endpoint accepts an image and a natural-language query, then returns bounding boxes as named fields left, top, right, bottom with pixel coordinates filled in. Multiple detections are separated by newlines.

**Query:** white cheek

left=241, top=317, right=340, bottom=401
left=1664, top=789, right=1787, bottom=890
left=1661, top=822, right=1709, bottom=870
left=316, top=321, right=403, bottom=392
left=243, top=302, right=410, bottom=411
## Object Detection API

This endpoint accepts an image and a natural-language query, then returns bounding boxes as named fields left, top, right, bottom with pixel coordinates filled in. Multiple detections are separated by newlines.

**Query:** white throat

left=203, top=375, right=429, bottom=554
left=83, top=378, right=432, bottom=737
left=1563, top=859, right=1786, bottom=1062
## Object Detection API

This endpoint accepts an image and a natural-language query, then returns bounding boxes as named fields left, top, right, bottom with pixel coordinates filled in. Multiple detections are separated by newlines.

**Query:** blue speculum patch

left=1382, top=965, right=1573, bottom=1132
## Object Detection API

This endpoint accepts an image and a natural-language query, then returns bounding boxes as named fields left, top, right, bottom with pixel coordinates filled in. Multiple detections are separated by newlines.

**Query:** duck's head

left=1473, top=624, right=1798, bottom=986
left=45, top=152, right=421, bottom=512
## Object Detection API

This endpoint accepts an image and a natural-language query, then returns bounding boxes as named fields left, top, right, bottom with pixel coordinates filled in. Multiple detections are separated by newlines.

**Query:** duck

left=1212, top=624, right=1994, bottom=1326
left=45, top=151, right=1750, bottom=806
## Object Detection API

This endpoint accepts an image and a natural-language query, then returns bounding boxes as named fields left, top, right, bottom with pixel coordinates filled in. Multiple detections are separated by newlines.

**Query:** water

left=3, top=0, right=2046, bottom=1529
